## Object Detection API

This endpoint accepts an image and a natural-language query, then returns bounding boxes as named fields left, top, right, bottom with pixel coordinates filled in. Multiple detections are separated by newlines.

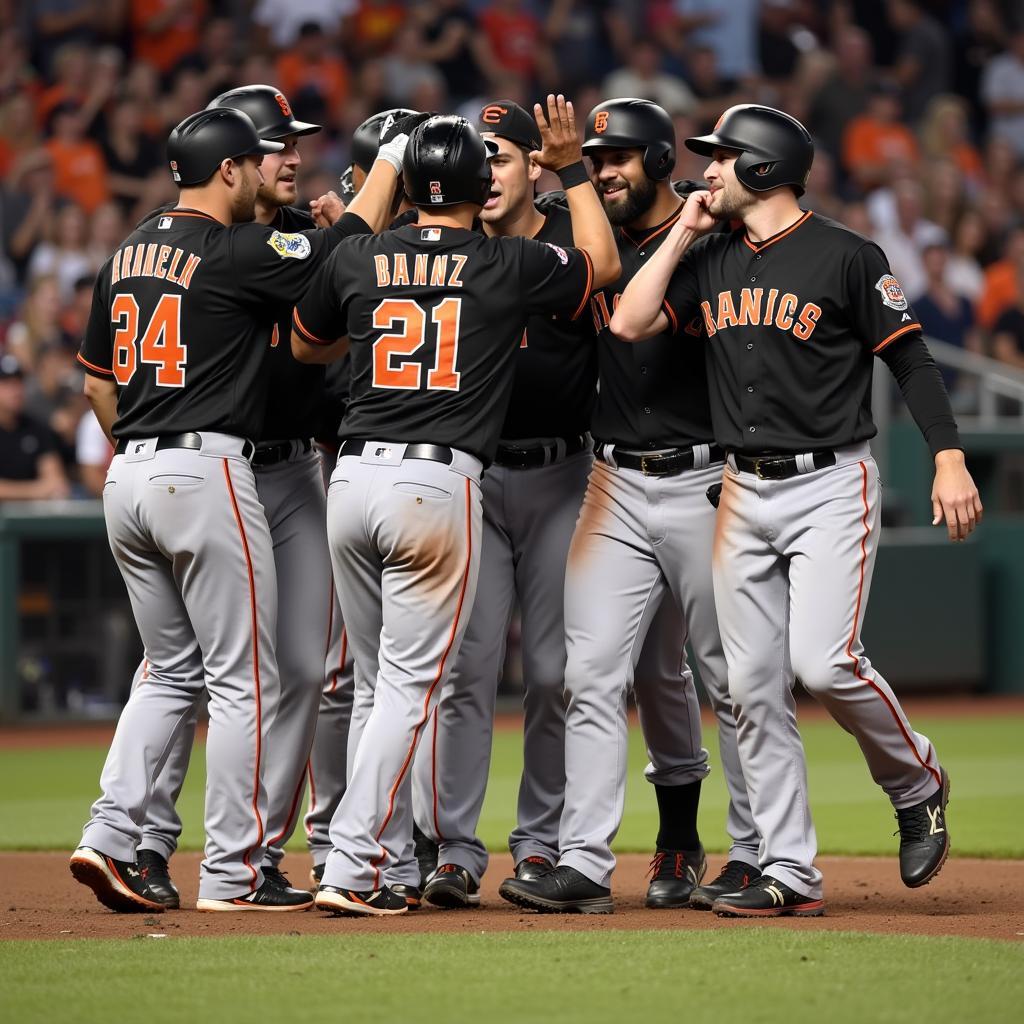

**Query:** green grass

left=1, top=931, right=1022, bottom=1024
left=2, top=714, right=1022, bottom=857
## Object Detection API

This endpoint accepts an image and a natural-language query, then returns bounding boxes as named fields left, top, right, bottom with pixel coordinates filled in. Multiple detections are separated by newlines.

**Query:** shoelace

left=137, top=853, right=170, bottom=882
left=894, top=803, right=933, bottom=842
left=262, top=866, right=292, bottom=888
left=712, top=861, right=755, bottom=890
left=524, top=857, right=549, bottom=867
left=647, top=852, right=688, bottom=880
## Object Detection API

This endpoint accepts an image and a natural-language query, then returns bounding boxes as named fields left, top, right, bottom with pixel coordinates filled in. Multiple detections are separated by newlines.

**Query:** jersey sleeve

left=846, top=243, right=923, bottom=354
left=230, top=212, right=372, bottom=308
left=77, top=269, right=115, bottom=379
left=662, top=248, right=702, bottom=335
left=518, top=238, right=594, bottom=321
left=292, top=243, right=350, bottom=347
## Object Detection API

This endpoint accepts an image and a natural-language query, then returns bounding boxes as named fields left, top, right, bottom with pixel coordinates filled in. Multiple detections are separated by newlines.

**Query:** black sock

left=654, top=780, right=701, bottom=850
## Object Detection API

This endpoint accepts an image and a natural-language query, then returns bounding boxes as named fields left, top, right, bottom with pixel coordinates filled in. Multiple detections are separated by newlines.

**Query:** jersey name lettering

left=373, top=252, right=467, bottom=289
left=110, top=243, right=202, bottom=290
left=700, top=288, right=822, bottom=342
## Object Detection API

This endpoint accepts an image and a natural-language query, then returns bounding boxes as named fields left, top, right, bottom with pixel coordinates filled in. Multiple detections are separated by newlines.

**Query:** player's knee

left=791, top=650, right=843, bottom=698
left=724, top=660, right=769, bottom=710
left=278, top=649, right=326, bottom=697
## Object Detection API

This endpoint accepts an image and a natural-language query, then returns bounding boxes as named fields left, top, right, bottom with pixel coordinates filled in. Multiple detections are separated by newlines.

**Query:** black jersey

left=79, top=208, right=368, bottom=440
left=293, top=222, right=593, bottom=464
left=501, top=203, right=596, bottom=440
left=663, top=211, right=927, bottom=453
left=588, top=205, right=716, bottom=449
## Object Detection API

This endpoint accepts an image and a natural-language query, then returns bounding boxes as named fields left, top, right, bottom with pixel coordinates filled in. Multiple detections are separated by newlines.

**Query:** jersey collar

left=743, top=210, right=813, bottom=253
left=620, top=202, right=685, bottom=250
left=162, top=207, right=220, bottom=223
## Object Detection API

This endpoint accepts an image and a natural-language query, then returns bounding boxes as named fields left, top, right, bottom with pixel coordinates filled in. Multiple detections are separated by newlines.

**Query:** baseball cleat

left=423, top=864, right=481, bottom=909
left=712, top=875, right=825, bottom=918
left=196, top=878, right=314, bottom=912
left=315, top=884, right=408, bottom=916
left=136, top=849, right=180, bottom=910
left=514, top=856, right=555, bottom=882
left=413, top=823, right=439, bottom=889
left=498, top=865, right=613, bottom=915
left=390, top=883, right=422, bottom=910
left=896, top=768, right=951, bottom=888
left=689, top=860, right=761, bottom=911
left=645, top=846, right=707, bottom=909
left=70, top=847, right=166, bottom=914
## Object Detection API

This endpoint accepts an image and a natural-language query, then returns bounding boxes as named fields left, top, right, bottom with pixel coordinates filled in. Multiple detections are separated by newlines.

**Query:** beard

left=602, top=176, right=657, bottom=226
left=709, top=183, right=754, bottom=222
left=257, top=179, right=294, bottom=208
left=230, top=175, right=258, bottom=223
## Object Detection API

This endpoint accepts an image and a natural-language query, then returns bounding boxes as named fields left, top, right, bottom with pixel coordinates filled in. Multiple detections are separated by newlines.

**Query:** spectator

left=478, top=0, right=552, bottom=89
left=252, top=0, right=357, bottom=50
left=129, top=0, right=208, bottom=78
left=0, top=90, right=43, bottom=182
left=667, top=0, right=760, bottom=82
left=923, top=159, right=968, bottom=238
left=98, top=96, right=168, bottom=222
left=946, top=208, right=987, bottom=302
left=75, top=410, right=112, bottom=497
left=43, top=103, right=111, bottom=215
left=23, top=342, right=84, bottom=471
left=86, top=203, right=125, bottom=276
left=686, top=44, right=741, bottom=133
left=914, top=240, right=982, bottom=404
left=601, top=38, right=696, bottom=117
left=122, top=61, right=165, bottom=137
left=414, top=0, right=486, bottom=104
left=35, top=42, right=93, bottom=128
left=0, top=354, right=70, bottom=502
left=807, top=27, right=873, bottom=167
left=171, top=17, right=238, bottom=103
left=953, top=0, right=1007, bottom=133
left=26, top=202, right=92, bottom=301
left=59, top=273, right=96, bottom=344
left=28, top=1, right=98, bottom=77
left=919, top=94, right=985, bottom=191
left=160, top=67, right=211, bottom=134
left=350, top=0, right=406, bottom=58
left=981, top=27, right=1024, bottom=158
left=759, top=0, right=819, bottom=83
left=0, top=151, right=56, bottom=289
left=991, top=296, right=1024, bottom=372
left=544, top=0, right=619, bottom=94
left=379, top=25, right=447, bottom=108
left=886, top=0, right=951, bottom=124
left=276, top=22, right=351, bottom=124
left=977, top=226, right=1024, bottom=329
left=871, top=177, right=947, bottom=301
left=842, top=82, right=919, bottom=194
left=4, top=276, right=65, bottom=371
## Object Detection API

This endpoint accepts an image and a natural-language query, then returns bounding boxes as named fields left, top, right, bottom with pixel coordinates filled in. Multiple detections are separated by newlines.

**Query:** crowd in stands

left=2, top=0, right=1024, bottom=501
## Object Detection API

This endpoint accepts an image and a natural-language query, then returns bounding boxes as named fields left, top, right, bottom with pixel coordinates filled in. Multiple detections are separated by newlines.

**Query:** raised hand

left=531, top=94, right=582, bottom=172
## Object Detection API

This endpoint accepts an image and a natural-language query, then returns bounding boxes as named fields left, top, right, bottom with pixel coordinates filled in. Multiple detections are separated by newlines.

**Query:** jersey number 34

left=372, top=297, right=461, bottom=391
left=110, top=293, right=187, bottom=388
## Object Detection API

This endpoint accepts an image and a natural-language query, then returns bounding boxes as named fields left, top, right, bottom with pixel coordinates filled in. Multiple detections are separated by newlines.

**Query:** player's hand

left=311, top=191, right=345, bottom=227
left=377, top=112, right=433, bottom=173
left=679, top=190, right=717, bottom=235
left=931, top=449, right=983, bottom=542
left=531, top=94, right=581, bottom=172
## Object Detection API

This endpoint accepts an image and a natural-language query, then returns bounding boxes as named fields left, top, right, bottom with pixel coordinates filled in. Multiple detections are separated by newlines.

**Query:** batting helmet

left=685, top=105, right=814, bottom=196
left=166, top=108, right=283, bottom=187
left=402, top=115, right=496, bottom=208
left=208, top=84, right=321, bottom=139
left=352, top=108, right=419, bottom=172
left=582, top=98, right=676, bottom=181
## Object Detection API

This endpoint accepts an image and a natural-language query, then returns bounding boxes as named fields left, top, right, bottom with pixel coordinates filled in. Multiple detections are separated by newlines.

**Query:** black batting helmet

left=582, top=98, right=676, bottom=181
left=402, top=115, right=496, bottom=208
left=352, top=108, right=419, bottom=172
left=686, top=105, right=813, bottom=196
left=208, top=84, right=321, bottom=139
left=166, top=108, right=283, bottom=187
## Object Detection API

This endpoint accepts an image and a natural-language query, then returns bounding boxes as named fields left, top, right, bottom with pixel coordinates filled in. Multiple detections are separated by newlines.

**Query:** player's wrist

left=556, top=161, right=589, bottom=189
left=934, top=448, right=965, bottom=467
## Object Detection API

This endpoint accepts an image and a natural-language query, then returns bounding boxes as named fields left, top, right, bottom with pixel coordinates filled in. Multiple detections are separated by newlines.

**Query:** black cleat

left=391, top=883, right=422, bottom=910
left=423, top=864, right=480, bottom=908
left=499, top=865, right=613, bottom=915
left=645, top=846, right=707, bottom=909
left=514, top=856, right=554, bottom=882
left=261, top=865, right=293, bottom=890
left=712, top=875, right=825, bottom=918
left=136, top=849, right=180, bottom=910
left=413, top=823, right=439, bottom=889
left=70, top=847, right=166, bottom=914
left=689, top=859, right=761, bottom=910
left=309, top=862, right=324, bottom=889
left=896, top=769, right=951, bottom=888
left=196, top=877, right=314, bottom=912
left=315, top=884, right=408, bottom=916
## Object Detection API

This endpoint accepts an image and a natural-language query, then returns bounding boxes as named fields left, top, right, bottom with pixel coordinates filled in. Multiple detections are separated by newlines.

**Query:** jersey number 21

left=371, top=297, right=462, bottom=392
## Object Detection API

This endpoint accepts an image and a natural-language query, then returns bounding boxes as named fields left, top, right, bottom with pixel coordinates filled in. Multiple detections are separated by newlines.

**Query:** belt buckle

left=754, top=457, right=767, bottom=480
left=754, top=457, right=785, bottom=480
left=640, top=454, right=654, bottom=476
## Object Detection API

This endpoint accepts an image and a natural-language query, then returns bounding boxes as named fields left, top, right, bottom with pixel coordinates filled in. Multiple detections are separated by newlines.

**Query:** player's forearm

left=563, top=177, right=620, bottom=287
left=344, top=160, right=399, bottom=233
left=611, top=219, right=700, bottom=341
left=290, top=330, right=350, bottom=364
left=83, top=376, right=118, bottom=444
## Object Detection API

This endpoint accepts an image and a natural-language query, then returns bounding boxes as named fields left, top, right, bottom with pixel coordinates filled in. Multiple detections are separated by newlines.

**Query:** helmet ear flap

left=642, top=141, right=676, bottom=181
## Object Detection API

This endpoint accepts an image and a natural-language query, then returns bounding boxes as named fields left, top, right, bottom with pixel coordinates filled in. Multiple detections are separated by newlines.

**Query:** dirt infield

left=2, top=852, right=1021, bottom=942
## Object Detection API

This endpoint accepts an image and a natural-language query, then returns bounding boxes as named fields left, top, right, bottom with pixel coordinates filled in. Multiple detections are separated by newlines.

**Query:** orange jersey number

left=110, top=293, right=187, bottom=388
left=372, top=297, right=462, bottom=392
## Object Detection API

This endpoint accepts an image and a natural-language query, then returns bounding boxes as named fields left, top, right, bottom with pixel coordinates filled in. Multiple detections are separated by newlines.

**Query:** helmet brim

left=266, top=119, right=323, bottom=139
left=581, top=135, right=645, bottom=154
left=252, top=139, right=286, bottom=155
left=685, top=132, right=770, bottom=160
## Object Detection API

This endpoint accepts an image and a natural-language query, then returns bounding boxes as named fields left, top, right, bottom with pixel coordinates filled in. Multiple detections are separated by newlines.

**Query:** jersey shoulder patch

left=543, top=242, right=569, bottom=265
left=874, top=274, right=908, bottom=311
left=267, top=230, right=312, bottom=260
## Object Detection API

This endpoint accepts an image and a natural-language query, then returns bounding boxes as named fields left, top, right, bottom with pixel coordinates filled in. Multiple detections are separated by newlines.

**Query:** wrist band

left=557, top=161, right=589, bottom=189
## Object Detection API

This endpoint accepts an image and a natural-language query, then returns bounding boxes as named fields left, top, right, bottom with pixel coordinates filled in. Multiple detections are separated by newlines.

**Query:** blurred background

left=1, top=0, right=1023, bottom=720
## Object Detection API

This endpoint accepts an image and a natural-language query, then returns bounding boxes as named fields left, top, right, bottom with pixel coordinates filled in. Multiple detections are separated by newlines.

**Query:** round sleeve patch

left=874, top=274, right=908, bottom=311
left=544, top=242, right=569, bottom=265
left=267, top=231, right=312, bottom=260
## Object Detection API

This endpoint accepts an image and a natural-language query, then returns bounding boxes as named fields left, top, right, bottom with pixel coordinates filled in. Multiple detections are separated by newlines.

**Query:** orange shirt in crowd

left=35, top=84, right=84, bottom=130
left=479, top=8, right=541, bottom=78
left=275, top=52, right=350, bottom=122
left=131, top=0, right=207, bottom=73
left=44, top=138, right=110, bottom=213
left=352, top=2, right=404, bottom=54
left=977, top=260, right=1019, bottom=329
left=842, top=115, right=920, bottom=183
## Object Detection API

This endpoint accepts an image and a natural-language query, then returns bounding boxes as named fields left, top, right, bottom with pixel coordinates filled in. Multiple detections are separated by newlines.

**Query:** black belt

left=252, top=438, right=313, bottom=467
left=338, top=440, right=454, bottom=465
left=114, top=432, right=255, bottom=459
left=597, top=443, right=725, bottom=477
left=494, top=434, right=588, bottom=469
left=731, top=449, right=837, bottom=480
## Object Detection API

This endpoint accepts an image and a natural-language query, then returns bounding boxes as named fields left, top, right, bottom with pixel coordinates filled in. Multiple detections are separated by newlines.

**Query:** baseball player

left=611, top=104, right=982, bottom=916
left=291, top=99, right=619, bottom=917
left=70, top=106, right=405, bottom=913
left=410, top=100, right=757, bottom=913
left=499, top=98, right=759, bottom=916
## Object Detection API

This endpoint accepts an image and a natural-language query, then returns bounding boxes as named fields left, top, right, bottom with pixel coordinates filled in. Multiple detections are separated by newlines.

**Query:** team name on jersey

left=373, top=252, right=468, bottom=289
left=700, top=288, right=821, bottom=342
left=110, top=243, right=202, bottom=289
